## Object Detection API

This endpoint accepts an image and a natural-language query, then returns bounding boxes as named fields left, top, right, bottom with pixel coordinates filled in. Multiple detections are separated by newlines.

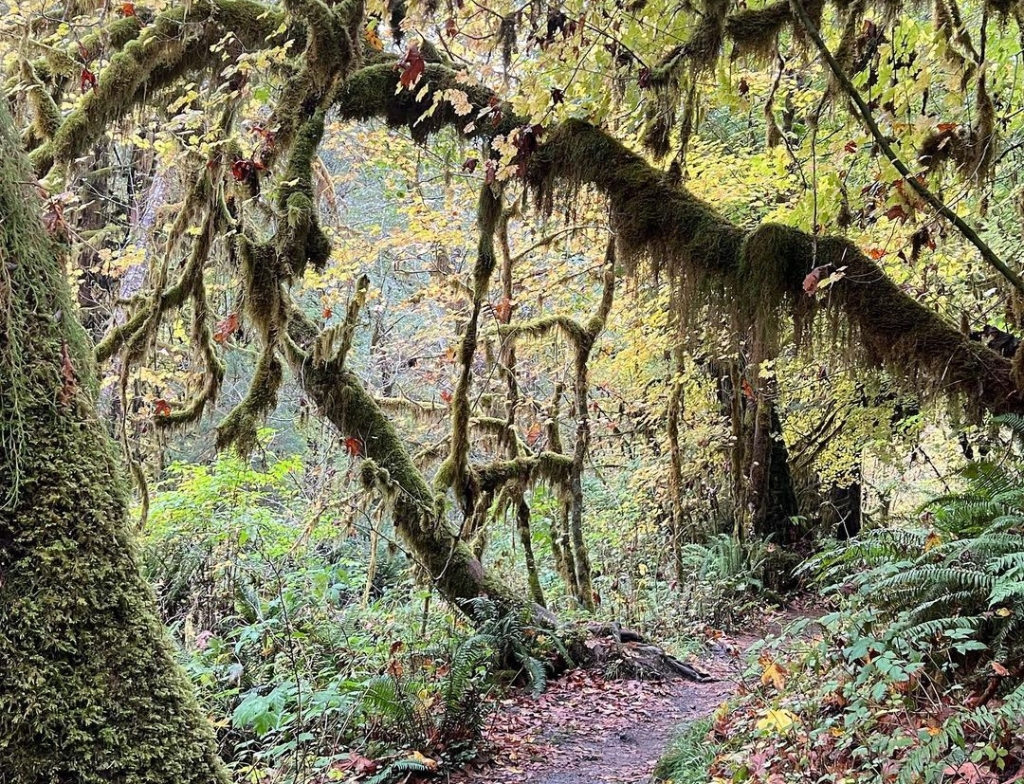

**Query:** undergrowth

left=685, top=415, right=1024, bottom=783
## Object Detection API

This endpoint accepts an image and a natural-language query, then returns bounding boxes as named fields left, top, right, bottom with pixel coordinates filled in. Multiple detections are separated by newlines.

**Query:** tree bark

left=0, top=102, right=227, bottom=782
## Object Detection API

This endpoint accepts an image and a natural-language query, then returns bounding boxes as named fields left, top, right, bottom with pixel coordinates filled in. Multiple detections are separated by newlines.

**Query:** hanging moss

left=20, top=59, right=61, bottom=144
left=0, top=97, right=228, bottom=784
left=36, top=0, right=292, bottom=177
left=215, top=346, right=283, bottom=454
left=726, top=1, right=792, bottom=59
left=287, top=303, right=538, bottom=624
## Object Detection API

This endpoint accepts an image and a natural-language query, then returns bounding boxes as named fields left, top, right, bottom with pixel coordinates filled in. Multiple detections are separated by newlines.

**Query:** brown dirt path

left=452, top=646, right=745, bottom=784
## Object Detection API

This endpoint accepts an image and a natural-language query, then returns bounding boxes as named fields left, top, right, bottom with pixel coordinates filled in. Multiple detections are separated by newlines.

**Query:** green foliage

left=701, top=418, right=1024, bottom=783
left=653, top=717, right=715, bottom=783
left=143, top=441, right=499, bottom=780
left=709, top=608, right=1024, bottom=783
left=807, top=416, right=1024, bottom=672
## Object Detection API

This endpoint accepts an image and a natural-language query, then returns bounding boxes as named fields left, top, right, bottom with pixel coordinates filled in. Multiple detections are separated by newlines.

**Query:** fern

left=364, top=758, right=433, bottom=784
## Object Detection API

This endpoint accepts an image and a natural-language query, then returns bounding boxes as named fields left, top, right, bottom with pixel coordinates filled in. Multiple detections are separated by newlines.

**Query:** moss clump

left=335, top=62, right=520, bottom=143
left=725, top=1, right=792, bottom=60
left=0, top=96, right=227, bottom=784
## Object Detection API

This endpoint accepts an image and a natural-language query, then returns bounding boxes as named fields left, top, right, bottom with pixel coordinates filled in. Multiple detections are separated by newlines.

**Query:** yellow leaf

left=924, top=531, right=942, bottom=552
left=760, top=661, right=787, bottom=690
left=756, top=708, right=799, bottom=733
left=996, top=607, right=1013, bottom=617
left=365, top=24, right=383, bottom=51
left=409, top=751, right=438, bottom=771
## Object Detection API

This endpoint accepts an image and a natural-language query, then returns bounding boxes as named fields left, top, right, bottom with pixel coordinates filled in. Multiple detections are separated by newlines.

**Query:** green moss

left=41, top=0, right=292, bottom=177
left=725, top=1, right=791, bottom=59
left=0, top=96, right=227, bottom=784
left=215, top=346, right=283, bottom=454
left=20, top=59, right=61, bottom=143
left=335, top=62, right=520, bottom=143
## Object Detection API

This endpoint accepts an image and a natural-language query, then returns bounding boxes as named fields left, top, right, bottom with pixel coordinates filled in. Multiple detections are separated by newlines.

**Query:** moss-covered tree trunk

left=0, top=102, right=227, bottom=783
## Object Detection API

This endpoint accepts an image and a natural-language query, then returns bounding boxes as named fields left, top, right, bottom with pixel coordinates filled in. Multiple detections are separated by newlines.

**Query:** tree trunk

left=515, top=496, right=546, bottom=608
left=0, top=103, right=227, bottom=782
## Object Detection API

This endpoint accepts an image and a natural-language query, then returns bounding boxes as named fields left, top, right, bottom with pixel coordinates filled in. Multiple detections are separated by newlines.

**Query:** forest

left=2, top=0, right=1024, bottom=779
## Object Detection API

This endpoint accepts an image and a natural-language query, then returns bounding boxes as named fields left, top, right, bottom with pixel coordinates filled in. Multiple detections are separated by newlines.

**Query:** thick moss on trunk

left=0, top=102, right=227, bottom=783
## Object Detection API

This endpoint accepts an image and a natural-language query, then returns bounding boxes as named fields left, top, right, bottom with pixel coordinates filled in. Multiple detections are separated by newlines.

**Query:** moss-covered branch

left=284, top=299, right=539, bottom=624
left=30, top=0, right=293, bottom=178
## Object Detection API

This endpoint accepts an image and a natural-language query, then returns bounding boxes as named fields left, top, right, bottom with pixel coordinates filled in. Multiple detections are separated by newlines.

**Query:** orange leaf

left=741, top=378, right=756, bottom=402
left=344, top=436, right=362, bottom=457
left=526, top=421, right=543, bottom=446
left=214, top=312, right=239, bottom=342
left=494, top=296, right=512, bottom=323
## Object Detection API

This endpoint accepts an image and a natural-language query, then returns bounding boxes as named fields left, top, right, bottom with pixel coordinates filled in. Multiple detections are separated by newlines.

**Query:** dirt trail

left=453, top=644, right=746, bottom=784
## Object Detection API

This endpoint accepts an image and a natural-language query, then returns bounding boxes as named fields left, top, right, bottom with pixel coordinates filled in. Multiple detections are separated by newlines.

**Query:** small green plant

left=653, top=717, right=715, bottom=783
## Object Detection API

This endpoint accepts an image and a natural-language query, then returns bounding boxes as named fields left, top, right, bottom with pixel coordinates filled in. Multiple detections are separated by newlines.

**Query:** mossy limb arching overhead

left=333, top=61, right=1024, bottom=416
left=0, top=98, right=227, bottom=782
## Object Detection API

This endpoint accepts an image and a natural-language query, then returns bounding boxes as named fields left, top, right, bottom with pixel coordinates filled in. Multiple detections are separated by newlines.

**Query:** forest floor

left=451, top=605, right=821, bottom=784
left=451, top=634, right=752, bottom=784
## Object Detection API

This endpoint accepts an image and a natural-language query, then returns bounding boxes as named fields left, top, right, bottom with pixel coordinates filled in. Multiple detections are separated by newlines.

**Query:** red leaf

left=885, top=204, right=909, bottom=223
left=441, top=390, right=453, bottom=404
left=154, top=399, right=172, bottom=417
left=331, top=753, right=379, bottom=776
left=551, top=87, right=565, bottom=105
left=120, top=1, right=135, bottom=15
left=322, top=306, right=333, bottom=320
left=494, top=296, right=512, bottom=323
left=344, top=436, right=363, bottom=457
left=396, top=43, right=426, bottom=89
left=214, top=312, right=239, bottom=342
left=80, top=68, right=97, bottom=94
left=230, top=159, right=254, bottom=182
left=868, top=248, right=887, bottom=260
left=445, top=17, right=458, bottom=37
left=803, top=266, right=823, bottom=297
left=638, top=67, right=652, bottom=88
left=484, top=159, right=497, bottom=185
left=488, top=95, right=503, bottom=128
left=844, top=140, right=858, bottom=153
left=462, top=157, right=478, bottom=173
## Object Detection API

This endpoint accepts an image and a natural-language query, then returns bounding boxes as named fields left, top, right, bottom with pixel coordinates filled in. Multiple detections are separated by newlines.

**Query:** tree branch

left=789, top=0, right=1024, bottom=296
